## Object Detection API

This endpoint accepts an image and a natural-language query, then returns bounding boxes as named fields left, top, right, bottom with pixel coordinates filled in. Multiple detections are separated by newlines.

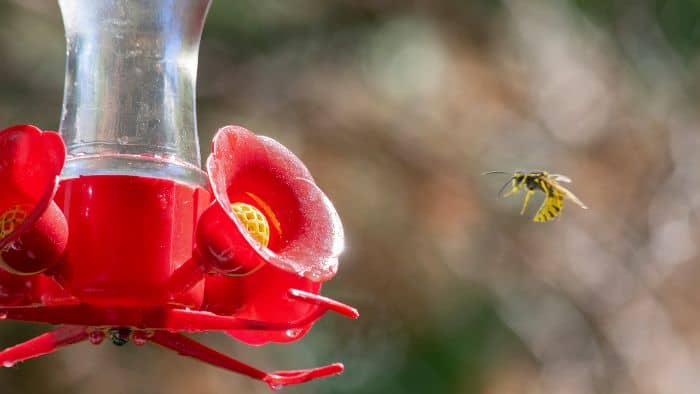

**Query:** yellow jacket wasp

left=484, top=170, right=588, bottom=222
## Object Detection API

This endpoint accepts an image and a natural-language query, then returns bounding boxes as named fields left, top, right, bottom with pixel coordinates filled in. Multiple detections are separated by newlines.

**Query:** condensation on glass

left=58, top=0, right=212, bottom=187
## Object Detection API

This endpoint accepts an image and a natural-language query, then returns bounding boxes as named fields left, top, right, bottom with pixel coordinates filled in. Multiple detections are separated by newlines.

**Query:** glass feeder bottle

left=53, top=0, right=213, bottom=306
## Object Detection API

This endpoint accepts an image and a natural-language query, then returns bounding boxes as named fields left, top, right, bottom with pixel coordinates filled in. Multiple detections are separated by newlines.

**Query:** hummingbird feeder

left=0, top=0, right=357, bottom=389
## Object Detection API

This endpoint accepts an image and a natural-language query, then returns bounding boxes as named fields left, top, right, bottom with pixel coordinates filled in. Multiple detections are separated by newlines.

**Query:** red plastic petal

left=206, top=267, right=321, bottom=344
left=0, top=125, right=67, bottom=274
left=0, top=125, right=65, bottom=200
left=196, top=125, right=346, bottom=344
left=200, top=125, right=343, bottom=280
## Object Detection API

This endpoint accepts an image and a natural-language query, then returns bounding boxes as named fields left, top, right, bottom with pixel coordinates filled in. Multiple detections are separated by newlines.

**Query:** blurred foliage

left=573, top=0, right=700, bottom=60
left=2, top=0, right=700, bottom=393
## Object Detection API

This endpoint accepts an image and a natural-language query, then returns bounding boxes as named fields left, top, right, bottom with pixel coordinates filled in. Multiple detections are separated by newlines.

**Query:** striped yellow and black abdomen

left=533, top=185, right=564, bottom=222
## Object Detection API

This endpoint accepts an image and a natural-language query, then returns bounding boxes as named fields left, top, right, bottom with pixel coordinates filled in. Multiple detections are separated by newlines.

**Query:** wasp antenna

left=482, top=171, right=508, bottom=176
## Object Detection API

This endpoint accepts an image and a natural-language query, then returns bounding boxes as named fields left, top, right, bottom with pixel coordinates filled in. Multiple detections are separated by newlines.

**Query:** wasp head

left=512, top=171, right=525, bottom=184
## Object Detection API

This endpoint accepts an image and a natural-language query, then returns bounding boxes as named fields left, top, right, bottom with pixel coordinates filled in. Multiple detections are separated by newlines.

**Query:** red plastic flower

left=196, top=125, right=344, bottom=344
left=0, top=124, right=356, bottom=388
left=0, top=125, right=67, bottom=275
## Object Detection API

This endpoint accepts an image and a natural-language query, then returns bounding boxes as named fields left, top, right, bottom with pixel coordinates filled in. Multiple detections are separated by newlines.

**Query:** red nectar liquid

left=53, top=175, right=210, bottom=307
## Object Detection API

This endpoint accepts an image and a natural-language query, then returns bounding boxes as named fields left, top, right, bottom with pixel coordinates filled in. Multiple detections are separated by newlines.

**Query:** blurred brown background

left=2, top=0, right=700, bottom=393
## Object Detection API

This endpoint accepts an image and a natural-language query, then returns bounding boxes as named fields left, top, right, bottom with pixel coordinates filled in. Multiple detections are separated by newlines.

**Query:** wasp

left=484, top=170, right=588, bottom=222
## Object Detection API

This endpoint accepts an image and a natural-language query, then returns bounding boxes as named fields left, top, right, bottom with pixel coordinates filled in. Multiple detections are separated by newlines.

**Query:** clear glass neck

left=58, top=0, right=212, bottom=186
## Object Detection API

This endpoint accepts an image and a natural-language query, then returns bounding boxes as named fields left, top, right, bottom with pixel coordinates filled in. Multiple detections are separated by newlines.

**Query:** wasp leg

left=520, top=190, right=534, bottom=215
left=502, top=177, right=525, bottom=198
left=0, top=325, right=88, bottom=367
left=532, top=182, right=548, bottom=222
left=148, top=331, right=343, bottom=389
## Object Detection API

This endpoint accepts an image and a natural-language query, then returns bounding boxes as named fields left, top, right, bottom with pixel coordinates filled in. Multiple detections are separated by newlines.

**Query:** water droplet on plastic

left=3, top=361, right=15, bottom=368
left=88, top=331, right=105, bottom=345
left=269, top=384, right=283, bottom=391
left=132, top=336, right=147, bottom=346
left=0, top=312, right=7, bottom=320
left=286, top=329, right=301, bottom=338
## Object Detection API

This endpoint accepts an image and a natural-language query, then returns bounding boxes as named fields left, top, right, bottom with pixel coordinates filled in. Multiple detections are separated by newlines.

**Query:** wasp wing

left=550, top=174, right=572, bottom=183
left=552, top=182, right=588, bottom=209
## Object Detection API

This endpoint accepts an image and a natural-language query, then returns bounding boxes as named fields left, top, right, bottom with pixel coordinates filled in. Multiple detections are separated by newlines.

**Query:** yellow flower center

left=230, top=202, right=270, bottom=247
left=0, top=205, right=29, bottom=240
